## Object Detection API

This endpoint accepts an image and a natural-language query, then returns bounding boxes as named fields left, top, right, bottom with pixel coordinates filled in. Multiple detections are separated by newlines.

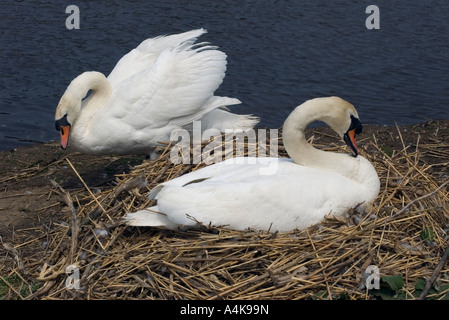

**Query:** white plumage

left=125, top=97, right=381, bottom=232
left=54, top=29, right=258, bottom=157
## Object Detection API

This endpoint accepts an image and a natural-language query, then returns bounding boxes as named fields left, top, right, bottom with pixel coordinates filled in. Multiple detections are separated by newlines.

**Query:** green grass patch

left=0, top=274, right=41, bottom=300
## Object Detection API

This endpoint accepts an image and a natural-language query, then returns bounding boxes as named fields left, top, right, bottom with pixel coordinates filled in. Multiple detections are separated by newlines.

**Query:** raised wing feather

left=107, top=29, right=207, bottom=88
left=107, top=39, right=237, bottom=130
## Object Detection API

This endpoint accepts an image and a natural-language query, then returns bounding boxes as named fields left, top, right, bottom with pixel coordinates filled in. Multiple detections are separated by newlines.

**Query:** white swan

left=125, top=97, right=380, bottom=232
left=54, top=29, right=258, bottom=158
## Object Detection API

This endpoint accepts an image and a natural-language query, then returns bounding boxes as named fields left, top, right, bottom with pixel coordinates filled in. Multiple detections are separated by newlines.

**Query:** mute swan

left=54, top=29, right=258, bottom=158
left=125, top=97, right=380, bottom=232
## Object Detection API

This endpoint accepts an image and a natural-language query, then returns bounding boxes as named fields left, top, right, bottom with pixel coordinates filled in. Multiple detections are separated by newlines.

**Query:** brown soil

left=0, top=142, right=144, bottom=240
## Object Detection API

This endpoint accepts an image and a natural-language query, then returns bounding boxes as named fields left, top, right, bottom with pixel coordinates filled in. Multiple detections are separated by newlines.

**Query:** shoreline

left=2, top=117, right=449, bottom=154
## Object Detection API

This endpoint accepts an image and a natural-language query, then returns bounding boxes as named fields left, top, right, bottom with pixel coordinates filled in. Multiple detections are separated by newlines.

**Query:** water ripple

left=1, top=0, right=449, bottom=150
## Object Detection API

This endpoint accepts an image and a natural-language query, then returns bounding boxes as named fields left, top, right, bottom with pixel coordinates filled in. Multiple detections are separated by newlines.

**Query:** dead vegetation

left=1, top=125, right=449, bottom=300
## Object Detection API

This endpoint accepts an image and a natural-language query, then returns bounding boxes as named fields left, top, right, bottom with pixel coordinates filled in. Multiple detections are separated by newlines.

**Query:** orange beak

left=344, top=128, right=359, bottom=157
left=344, top=115, right=362, bottom=157
left=60, top=125, right=70, bottom=150
left=348, top=129, right=358, bottom=154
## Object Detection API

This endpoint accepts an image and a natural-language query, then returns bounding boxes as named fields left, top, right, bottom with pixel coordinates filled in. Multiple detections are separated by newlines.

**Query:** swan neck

left=67, top=71, right=112, bottom=106
left=282, top=98, right=380, bottom=199
left=282, top=100, right=328, bottom=166
left=282, top=98, right=357, bottom=180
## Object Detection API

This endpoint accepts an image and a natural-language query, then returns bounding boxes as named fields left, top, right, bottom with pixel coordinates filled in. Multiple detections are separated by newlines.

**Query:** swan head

left=54, top=93, right=80, bottom=149
left=342, top=114, right=362, bottom=157
left=323, top=97, right=362, bottom=157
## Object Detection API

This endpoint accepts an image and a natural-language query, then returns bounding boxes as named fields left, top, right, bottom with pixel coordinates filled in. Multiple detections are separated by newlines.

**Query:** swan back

left=126, top=156, right=378, bottom=232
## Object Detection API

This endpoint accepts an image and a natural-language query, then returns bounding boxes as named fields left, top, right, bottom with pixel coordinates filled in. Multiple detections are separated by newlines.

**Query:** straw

left=2, top=127, right=448, bottom=300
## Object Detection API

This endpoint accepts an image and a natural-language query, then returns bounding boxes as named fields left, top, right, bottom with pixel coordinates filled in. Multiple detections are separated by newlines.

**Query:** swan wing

left=126, top=158, right=369, bottom=232
left=105, top=36, right=239, bottom=131
left=107, top=29, right=207, bottom=88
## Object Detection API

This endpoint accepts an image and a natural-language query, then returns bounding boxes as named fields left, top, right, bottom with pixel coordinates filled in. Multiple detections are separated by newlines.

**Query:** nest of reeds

left=3, top=127, right=449, bottom=300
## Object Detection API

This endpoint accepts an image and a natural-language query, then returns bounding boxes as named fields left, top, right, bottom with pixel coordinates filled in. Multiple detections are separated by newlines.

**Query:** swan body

left=125, top=97, right=380, bottom=232
left=54, top=29, right=258, bottom=157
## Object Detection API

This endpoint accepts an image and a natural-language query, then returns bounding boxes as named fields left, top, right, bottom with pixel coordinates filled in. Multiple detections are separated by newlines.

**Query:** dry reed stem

left=3, top=130, right=449, bottom=300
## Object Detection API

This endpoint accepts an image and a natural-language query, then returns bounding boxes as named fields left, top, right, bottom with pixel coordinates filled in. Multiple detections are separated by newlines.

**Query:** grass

left=0, top=274, right=41, bottom=300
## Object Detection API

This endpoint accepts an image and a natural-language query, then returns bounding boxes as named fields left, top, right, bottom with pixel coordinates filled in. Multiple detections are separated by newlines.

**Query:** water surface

left=1, top=0, right=448, bottom=150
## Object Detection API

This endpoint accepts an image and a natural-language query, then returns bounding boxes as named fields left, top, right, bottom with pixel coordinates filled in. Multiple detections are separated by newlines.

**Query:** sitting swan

left=125, top=97, right=380, bottom=232
left=54, top=29, right=258, bottom=157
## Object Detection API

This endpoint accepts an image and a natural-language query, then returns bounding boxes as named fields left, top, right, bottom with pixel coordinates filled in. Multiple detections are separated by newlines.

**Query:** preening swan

left=54, top=29, right=258, bottom=157
left=125, top=97, right=380, bottom=232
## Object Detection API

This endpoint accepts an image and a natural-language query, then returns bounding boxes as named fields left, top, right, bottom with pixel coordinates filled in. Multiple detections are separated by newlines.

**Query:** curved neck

left=282, top=98, right=380, bottom=199
left=282, top=98, right=354, bottom=176
left=67, top=71, right=112, bottom=103
left=66, top=71, right=112, bottom=126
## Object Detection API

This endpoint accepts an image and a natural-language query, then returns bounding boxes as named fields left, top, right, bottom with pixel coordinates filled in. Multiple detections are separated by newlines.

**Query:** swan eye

left=343, top=115, right=363, bottom=157
left=55, top=114, right=70, bottom=131
left=349, top=115, right=362, bottom=134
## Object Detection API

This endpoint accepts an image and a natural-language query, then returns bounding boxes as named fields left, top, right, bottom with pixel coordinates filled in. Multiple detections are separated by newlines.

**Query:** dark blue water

left=1, top=0, right=449, bottom=150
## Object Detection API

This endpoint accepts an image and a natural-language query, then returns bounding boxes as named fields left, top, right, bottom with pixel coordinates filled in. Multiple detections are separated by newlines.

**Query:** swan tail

left=204, top=96, right=242, bottom=110
left=168, top=96, right=241, bottom=127
left=201, top=105, right=260, bottom=132
left=124, top=207, right=179, bottom=230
